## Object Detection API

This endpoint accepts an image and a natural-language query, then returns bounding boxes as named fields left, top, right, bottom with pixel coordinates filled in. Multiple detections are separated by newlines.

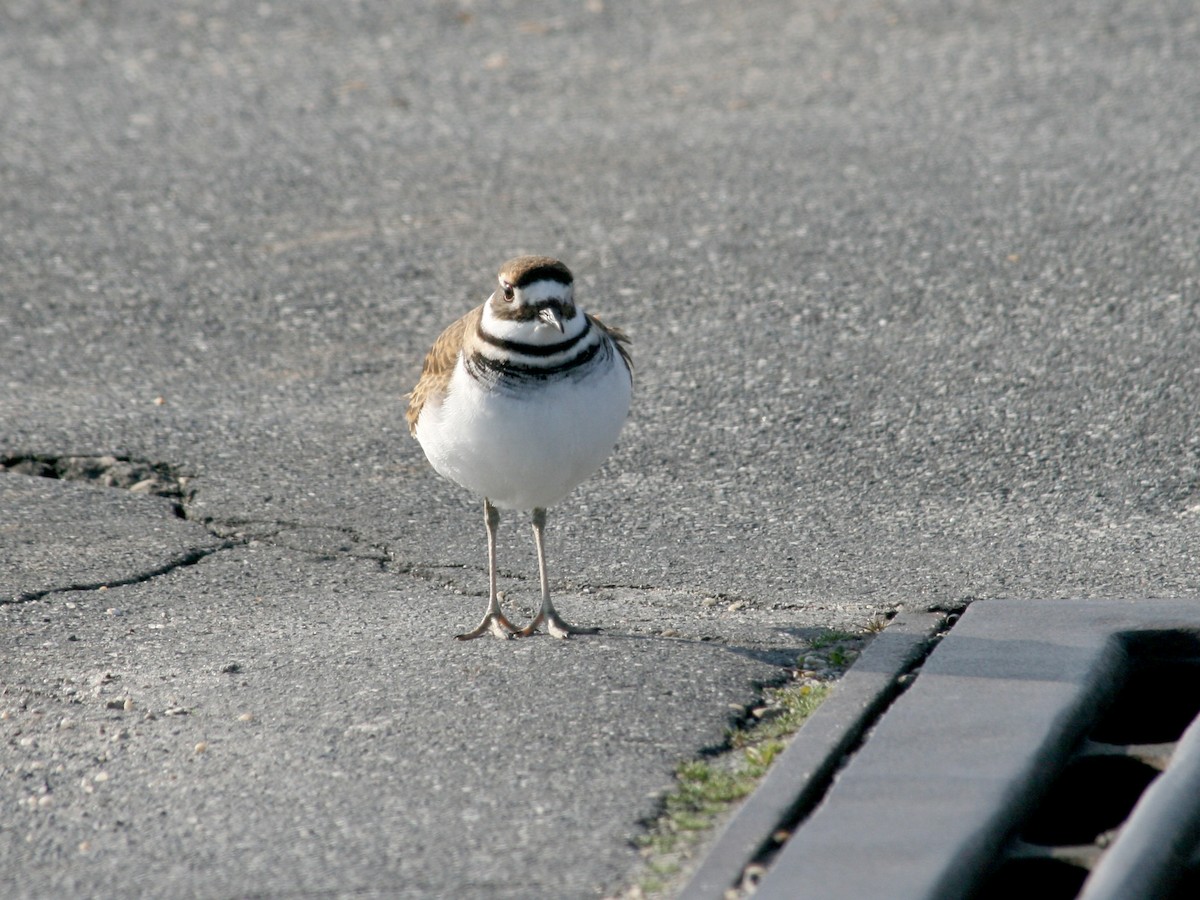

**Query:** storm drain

left=685, top=600, right=1200, bottom=900
left=974, top=630, right=1200, bottom=900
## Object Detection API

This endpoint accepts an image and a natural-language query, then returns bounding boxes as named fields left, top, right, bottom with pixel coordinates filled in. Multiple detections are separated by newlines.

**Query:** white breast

left=414, top=342, right=631, bottom=511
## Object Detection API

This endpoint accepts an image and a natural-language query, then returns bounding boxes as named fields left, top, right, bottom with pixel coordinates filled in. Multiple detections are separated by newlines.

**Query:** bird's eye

left=501, top=283, right=515, bottom=302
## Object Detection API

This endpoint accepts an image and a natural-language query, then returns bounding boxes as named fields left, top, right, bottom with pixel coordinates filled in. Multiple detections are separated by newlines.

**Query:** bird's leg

left=455, top=499, right=519, bottom=640
left=520, top=507, right=598, bottom=638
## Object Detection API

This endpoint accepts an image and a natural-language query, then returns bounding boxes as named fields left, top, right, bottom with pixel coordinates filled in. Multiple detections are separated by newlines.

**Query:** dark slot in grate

left=971, top=630, right=1200, bottom=900
left=1089, top=632, right=1200, bottom=745
left=1018, top=755, right=1160, bottom=846
left=973, top=857, right=1090, bottom=900
left=1165, top=862, right=1200, bottom=900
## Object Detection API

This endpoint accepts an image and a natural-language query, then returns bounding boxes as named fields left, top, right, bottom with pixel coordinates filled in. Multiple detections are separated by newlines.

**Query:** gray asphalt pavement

left=3, top=1, right=1198, bottom=896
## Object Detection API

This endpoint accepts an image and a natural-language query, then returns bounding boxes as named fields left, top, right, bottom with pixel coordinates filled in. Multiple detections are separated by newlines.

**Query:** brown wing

left=405, top=306, right=482, bottom=434
left=589, top=314, right=633, bottom=377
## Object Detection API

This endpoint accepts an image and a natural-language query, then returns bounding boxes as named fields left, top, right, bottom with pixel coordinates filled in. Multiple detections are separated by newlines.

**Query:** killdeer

left=406, top=256, right=632, bottom=640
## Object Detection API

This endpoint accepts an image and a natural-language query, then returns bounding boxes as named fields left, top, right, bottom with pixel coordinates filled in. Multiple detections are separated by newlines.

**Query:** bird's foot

left=455, top=610, right=520, bottom=641
left=519, top=608, right=599, bottom=639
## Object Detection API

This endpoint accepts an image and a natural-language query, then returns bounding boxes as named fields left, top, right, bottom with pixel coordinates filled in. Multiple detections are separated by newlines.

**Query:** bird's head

left=487, top=255, right=578, bottom=337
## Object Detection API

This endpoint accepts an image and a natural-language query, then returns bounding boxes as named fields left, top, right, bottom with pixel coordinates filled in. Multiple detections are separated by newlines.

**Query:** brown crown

left=498, top=256, right=573, bottom=289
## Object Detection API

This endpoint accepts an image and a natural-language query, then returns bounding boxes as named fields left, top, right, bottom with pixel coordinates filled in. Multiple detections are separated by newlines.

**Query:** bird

left=406, top=256, right=632, bottom=640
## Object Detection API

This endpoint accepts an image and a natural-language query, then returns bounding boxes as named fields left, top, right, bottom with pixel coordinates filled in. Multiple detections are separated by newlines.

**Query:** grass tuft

left=618, top=621, right=886, bottom=898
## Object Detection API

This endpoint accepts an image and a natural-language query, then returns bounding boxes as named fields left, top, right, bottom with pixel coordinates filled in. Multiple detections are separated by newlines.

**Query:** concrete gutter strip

left=682, top=610, right=947, bottom=899
left=749, top=599, right=1200, bottom=900
left=1079, top=709, right=1200, bottom=900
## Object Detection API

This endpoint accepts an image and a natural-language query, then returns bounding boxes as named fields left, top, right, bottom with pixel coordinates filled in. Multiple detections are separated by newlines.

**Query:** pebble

left=194, top=741, right=208, bottom=754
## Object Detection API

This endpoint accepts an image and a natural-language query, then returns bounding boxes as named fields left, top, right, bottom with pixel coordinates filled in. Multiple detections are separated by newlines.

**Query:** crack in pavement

left=1, top=454, right=193, bottom=513
left=2, top=454, right=235, bottom=605
left=1, top=454, right=497, bottom=604
left=1, top=455, right=691, bottom=622
left=9, top=540, right=244, bottom=605
left=205, top=518, right=393, bottom=567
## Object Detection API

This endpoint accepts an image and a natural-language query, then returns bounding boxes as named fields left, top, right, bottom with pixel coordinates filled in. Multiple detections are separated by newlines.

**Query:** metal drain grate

left=702, top=600, right=1200, bottom=900
left=974, top=631, right=1200, bottom=900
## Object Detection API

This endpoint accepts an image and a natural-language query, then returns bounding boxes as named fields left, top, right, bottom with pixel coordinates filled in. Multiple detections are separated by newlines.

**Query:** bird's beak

left=538, top=305, right=565, bottom=333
